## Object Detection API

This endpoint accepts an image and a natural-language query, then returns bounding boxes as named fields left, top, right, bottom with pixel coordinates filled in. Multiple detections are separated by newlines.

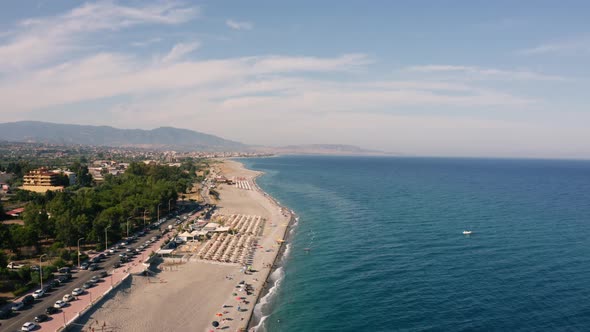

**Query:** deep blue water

left=241, top=156, right=590, bottom=332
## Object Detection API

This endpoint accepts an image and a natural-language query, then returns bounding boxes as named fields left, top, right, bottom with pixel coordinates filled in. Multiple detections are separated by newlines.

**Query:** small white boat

left=462, top=230, right=472, bottom=235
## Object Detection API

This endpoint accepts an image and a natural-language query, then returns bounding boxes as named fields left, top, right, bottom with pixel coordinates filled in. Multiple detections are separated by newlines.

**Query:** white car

left=21, top=322, right=36, bottom=331
left=72, top=288, right=84, bottom=296
left=54, top=300, right=67, bottom=308
left=33, top=289, right=45, bottom=299
left=63, top=294, right=75, bottom=302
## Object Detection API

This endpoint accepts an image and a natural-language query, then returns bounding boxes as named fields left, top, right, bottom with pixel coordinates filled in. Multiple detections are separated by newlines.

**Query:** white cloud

left=518, top=38, right=590, bottom=55
left=226, top=19, right=253, bottom=30
left=0, top=2, right=198, bottom=72
left=161, top=42, right=200, bottom=63
left=405, top=65, right=564, bottom=81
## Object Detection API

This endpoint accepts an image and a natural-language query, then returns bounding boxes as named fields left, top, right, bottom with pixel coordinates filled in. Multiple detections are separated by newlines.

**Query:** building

left=22, top=168, right=64, bottom=193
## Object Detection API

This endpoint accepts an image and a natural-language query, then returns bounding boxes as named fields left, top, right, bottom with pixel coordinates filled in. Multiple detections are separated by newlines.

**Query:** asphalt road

left=0, top=203, right=198, bottom=332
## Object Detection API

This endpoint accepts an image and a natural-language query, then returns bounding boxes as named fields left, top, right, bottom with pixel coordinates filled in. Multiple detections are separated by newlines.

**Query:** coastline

left=244, top=164, right=297, bottom=331
left=66, top=158, right=293, bottom=332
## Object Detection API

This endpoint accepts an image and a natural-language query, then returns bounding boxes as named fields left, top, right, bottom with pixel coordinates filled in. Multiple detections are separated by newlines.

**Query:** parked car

left=0, top=308, right=12, bottom=319
left=80, top=262, right=89, bottom=270
left=88, top=263, right=99, bottom=271
left=90, top=276, right=100, bottom=284
left=54, top=300, right=67, bottom=309
left=82, top=282, right=94, bottom=289
left=11, top=301, right=24, bottom=311
left=58, top=267, right=70, bottom=274
left=49, top=279, right=60, bottom=288
left=108, top=247, right=116, bottom=254
left=98, top=270, right=108, bottom=278
left=33, top=289, right=45, bottom=299
left=63, top=294, right=75, bottom=302
left=22, top=295, right=35, bottom=305
left=57, top=275, right=68, bottom=284
left=34, top=314, right=48, bottom=322
left=21, top=322, right=37, bottom=331
left=72, top=288, right=84, bottom=296
left=45, top=306, right=59, bottom=315
left=113, top=262, right=121, bottom=268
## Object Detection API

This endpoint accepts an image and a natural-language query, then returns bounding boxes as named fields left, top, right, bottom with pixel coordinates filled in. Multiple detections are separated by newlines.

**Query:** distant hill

left=253, top=144, right=394, bottom=156
left=0, top=121, right=246, bottom=151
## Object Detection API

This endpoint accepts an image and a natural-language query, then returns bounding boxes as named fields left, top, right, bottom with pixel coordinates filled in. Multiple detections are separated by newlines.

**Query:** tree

left=0, top=201, right=5, bottom=221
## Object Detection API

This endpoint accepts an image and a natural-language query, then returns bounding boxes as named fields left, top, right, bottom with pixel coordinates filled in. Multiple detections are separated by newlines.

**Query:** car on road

left=80, top=262, right=89, bottom=270
left=72, top=288, right=85, bottom=296
left=63, top=294, right=75, bottom=302
left=89, top=263, right=99, bottom=271
left=90, top=276, right=100, bottom=283
left=108, top=247, right=116, bottom=254
left=113, top=262, right=121, bottom=268
left=21, top=322, right=37, bottom=331
left=49, top=279, right=60, bottom=288
left=45, top=306, right=59, bottom=315
left=82, top=282, right=94, bottom=289
left=56, top=275, right=68, bottom=284
left=11, top=301, right=24, bottom=311
left=34, top=314, right=48, bottom=322
left=98, top=270, right=108, bottom=278
left=58, top=267, right=71, bottom=274
left=33, top=288, right=45, bottom=299
left=0, top=308, right=12, bottom=319
left=54, top=300, right=67, bottom=309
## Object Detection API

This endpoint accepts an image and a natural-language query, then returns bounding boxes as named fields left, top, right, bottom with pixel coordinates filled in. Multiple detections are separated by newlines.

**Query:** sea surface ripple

left=242, top=156, right=590, bottom=332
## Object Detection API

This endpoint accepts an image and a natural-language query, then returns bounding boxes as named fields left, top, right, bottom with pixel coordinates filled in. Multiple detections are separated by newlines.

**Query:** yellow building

left=22, top=168, right=63, bottom=193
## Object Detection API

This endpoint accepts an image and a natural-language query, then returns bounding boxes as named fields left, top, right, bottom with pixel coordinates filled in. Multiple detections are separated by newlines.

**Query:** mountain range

left=0, top=121, right=390, bottom=155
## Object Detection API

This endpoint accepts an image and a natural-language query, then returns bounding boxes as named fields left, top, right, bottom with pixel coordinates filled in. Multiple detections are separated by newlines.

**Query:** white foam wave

left=251, top=267, right=285, bottom=331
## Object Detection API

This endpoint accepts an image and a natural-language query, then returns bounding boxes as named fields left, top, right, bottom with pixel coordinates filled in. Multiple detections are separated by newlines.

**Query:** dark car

left=88, top=263, right=99, bottom=271
left=46, top=306, right=59, bottom=315
left=113, top=262, right=121, bottom=268
left=80, top=262, right=89, bottom=270
left=58, top=267, right=70, bottom=274
left=57, top=275, right=68, bottom=284
left=35, top=314, right=49, bottom=322
left=0, top=308, right=11, bottom=319
left=82, top=282, right=94, bottom=289
left=98, top=270, right=108, bottom=278
left=49, top=279, right=60, bottom=288
left=23, top=295, right=35, bottom=305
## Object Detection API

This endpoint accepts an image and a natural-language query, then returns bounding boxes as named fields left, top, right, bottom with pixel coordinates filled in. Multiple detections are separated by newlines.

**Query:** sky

left=0, top=1, right=589, bottom=158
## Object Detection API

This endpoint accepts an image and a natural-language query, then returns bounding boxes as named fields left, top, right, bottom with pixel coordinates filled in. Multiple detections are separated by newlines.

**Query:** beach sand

left=72, top=159, right=290, bottom=332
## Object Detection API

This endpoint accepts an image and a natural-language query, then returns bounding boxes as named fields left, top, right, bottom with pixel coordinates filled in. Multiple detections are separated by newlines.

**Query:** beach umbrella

left=212, top=321, right=220, bottom=327
left=216, top=313, right=223, bottom=317
left=236, top=297, right=241, bottom=300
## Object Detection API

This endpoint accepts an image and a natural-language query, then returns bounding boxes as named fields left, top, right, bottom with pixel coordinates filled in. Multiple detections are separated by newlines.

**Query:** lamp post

left=143, top=209, right=148, bottom=226
left=127, top=216, right=134, bottom=238
left=168, top=199, right=173, bottom=213
left=157, top=203, right=162, bottom=223
left=39, top=254, right=47, bottom=290
left=77, top=237, right=84, bottom=268
left=105, top=225, right=111, bottom=250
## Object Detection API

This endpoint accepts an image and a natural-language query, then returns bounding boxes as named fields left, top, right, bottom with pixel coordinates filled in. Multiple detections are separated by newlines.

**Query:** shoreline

left=244, top=167, right=297, bottom=331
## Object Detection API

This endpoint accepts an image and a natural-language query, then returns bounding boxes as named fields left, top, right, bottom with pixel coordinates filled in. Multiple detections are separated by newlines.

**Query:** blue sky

left=0, top=1, right=589, bottom=158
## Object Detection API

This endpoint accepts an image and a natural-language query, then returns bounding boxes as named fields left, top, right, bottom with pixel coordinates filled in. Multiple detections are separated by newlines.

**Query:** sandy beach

left=72, top=159, right=291, bottom=332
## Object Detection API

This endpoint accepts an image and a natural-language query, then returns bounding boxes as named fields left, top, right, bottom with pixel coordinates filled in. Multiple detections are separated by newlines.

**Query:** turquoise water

left=242, top=156, right=590, bottom=332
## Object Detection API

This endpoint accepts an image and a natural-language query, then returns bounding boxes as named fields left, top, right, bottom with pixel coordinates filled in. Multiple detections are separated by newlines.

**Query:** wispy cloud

left=132, top=37, right=163, bottom=47
left=518, top=38, right=590, bottom=55
left=161, top=42, right=200, bottom=63
left=0, top=2, right=199, bottom=72
left=405, top=65, right=564, bottom=81
left=226, top=19, right=253, bottom=30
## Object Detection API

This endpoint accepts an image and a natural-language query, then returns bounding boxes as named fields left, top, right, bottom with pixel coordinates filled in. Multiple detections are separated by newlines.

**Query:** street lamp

left=105, top=225, right=111, bottom=250
left=127, top=216, right=133, bottom=237
left=143, top=209, right=148, bottom=226
left=77, top=237, right=84, bottom=268
left=39, top=254, right=47, bottom=290
left=157, top=203, right=162, bottom=222
left=168, top=198, right=173, bottom=213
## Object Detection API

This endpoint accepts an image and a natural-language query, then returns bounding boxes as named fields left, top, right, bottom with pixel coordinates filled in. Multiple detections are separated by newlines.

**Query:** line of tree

left=1, top=161, right=195, bottom=255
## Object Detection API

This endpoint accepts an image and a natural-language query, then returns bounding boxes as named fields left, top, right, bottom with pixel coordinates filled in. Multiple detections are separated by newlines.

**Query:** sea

left=241, top=156, right=590, bottom=332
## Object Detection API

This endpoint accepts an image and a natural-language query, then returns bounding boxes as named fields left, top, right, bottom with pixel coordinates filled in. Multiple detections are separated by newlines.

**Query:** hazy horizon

left=1, top=1, right=589, bottom=159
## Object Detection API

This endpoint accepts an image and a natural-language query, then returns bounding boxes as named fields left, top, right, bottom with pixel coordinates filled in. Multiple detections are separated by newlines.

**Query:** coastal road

left=0, top=204, right=197, bottom=332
